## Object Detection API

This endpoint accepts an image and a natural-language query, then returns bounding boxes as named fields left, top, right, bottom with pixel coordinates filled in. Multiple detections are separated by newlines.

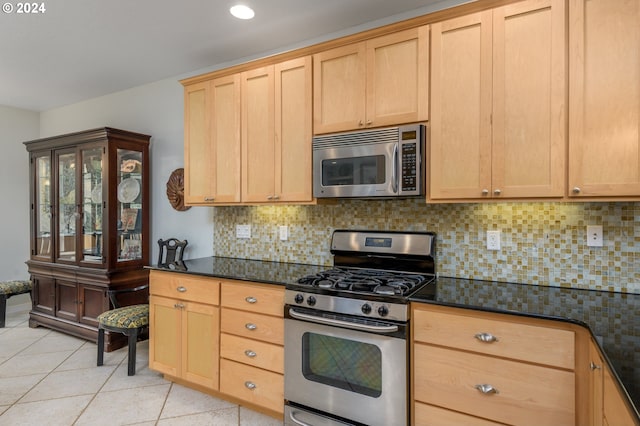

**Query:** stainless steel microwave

left=312, top=124, right=425, bottom=198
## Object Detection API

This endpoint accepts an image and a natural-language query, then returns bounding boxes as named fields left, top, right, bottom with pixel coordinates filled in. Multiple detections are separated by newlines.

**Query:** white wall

left=39, top=79, right=214, bottom=261
left=0, top=106, right=39, bottom=279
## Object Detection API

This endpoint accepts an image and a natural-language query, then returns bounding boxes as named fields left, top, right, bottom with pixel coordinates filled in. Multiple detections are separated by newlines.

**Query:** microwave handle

left=392, top=142, right=399, bottom=194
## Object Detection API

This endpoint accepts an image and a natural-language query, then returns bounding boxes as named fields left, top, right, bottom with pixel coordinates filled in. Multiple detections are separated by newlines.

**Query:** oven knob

left=294, top=293, right=304, bottom=304
left=307, top=296, right=316, bottom=306
left=361, top=304, right=372, bottom=315
left=378, top=305, right=389, bottom=317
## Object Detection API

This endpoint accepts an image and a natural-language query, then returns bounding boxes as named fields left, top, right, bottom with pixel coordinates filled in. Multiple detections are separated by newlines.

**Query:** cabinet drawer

left=221, top=281, right=284, bottom=317
left=414, top=402, right=503, bottom=426
left=150, top=271, right=219, bottom=305
left=412, top=304, right=575, bottom=369
left=220, top=333, right=283, bottom=374
left=221, top=308, right=284, bottom=345
left=219, top=358, right=283, bottom=414
left=414, top=344, right=575, bottom=426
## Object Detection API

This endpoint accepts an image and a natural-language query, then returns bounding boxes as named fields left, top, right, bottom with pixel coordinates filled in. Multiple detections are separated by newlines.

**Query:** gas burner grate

left=296, top=267, right=429, bottom=296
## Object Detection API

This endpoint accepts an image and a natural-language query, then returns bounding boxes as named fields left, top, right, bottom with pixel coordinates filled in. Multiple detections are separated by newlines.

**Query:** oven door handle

left=288, top=411, right=313, bottom=426
left=288, top=308, right=399, bottom=333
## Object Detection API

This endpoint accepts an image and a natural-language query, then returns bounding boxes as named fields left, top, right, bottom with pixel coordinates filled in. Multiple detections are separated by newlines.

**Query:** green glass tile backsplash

left=212, top=200, right=640, bottom=294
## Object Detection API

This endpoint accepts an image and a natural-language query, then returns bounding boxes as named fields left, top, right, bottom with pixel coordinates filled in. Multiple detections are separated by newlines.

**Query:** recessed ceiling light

left=230, top=4, right=255, bottom=20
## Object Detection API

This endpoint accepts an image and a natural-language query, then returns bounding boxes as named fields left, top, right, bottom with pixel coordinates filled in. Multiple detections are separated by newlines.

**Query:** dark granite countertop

left=148, top=256, right=639, bottom=419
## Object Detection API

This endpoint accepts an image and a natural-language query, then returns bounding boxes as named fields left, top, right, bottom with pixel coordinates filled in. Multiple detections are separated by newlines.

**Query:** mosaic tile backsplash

left=212, top=200, right=640, bottom=294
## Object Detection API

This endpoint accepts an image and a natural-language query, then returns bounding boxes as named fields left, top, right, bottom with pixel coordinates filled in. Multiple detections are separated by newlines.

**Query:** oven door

left=284, top=306, right=408, bottom=426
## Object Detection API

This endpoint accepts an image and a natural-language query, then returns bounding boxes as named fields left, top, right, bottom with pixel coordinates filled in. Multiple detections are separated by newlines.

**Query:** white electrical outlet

left=587, top=225, right=603, bottom=247
left=279, top=225, right=288, bottom=241
left=487, top=230, right=501, bottom=250
left=236, top=224, right=251, bottom=239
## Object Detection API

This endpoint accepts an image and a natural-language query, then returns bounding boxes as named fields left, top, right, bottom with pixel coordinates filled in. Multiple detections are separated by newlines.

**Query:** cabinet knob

left=358, top=120, right=364, bottom=127
left=244, top=349, right=257, bottom=358
left=272, top=195, right=280, bottom=200
left=245, top=296, right=257, bottom=304
left=366, top=120, right=372, bottom=125
left=174, top=303, right=184, bottom=309
left=244, top=381, right=257, bottom=390
left=245, top=323, right=257, bottom=331
left=176, top=286, right=187, bottom=292
left=475, top=384, right=499, bottom=395
left=267, top=195, right=273, bottom=200
left=493, top=189, right=501, bottom=195
left=590, top=362, right=602, bottom=370
left=572, top=187, right=581, bottom=194
left=474, top=332, right=499, bottom=343
left=204, top=197, right=215, bottom=202
left=481, top=189, right=489, bottom=196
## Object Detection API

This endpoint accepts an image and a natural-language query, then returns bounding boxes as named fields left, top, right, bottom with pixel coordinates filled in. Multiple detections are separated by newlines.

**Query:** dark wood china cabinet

left=24, top=128, right=150, bottom=351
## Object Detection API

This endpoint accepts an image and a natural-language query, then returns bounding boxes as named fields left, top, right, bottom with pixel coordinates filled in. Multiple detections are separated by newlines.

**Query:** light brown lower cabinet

left=412, top=303, right=576, bottom=426
left=589, top=337, right=639, bottom=426
left=219, top=280, right=285, bottom=415
left=149, top=271, right=285, bottom=419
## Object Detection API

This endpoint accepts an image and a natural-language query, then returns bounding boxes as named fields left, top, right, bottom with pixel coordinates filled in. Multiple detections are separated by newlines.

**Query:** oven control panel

left=285, top=290, right=408, bottom=322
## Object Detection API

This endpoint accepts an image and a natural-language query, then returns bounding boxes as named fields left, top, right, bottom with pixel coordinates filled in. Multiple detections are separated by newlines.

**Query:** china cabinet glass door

left=34, top=152, right=52, bottom=260
left=57, top=151, right=77, bottom=262
left=80, top=147, right=104, bottom=264
left=117, top=148, right=143, bottom=262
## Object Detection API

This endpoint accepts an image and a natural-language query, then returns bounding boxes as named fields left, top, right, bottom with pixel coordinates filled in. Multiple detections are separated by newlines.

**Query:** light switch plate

left=587, top=225, right=603, bottom=247
left=236, top=224, right=251, bottom=239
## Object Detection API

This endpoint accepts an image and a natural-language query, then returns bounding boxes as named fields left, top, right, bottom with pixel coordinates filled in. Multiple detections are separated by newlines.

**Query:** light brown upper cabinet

left=241, top=57, right=313, bottom=203
left=313, top=26, right=429, bottom=134
left=184, top=75, right=241, bottom=205
left=568, top=0, right=640, bottom=198
left=429, top=0, right=566, bottom=201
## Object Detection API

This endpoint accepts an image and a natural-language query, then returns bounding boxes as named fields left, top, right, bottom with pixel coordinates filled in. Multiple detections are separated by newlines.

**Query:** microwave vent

left=313, top=127, right=399, bottom=149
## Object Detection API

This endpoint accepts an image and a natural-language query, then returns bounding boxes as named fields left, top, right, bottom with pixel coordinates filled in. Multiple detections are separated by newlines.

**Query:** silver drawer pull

left=176, top=286, right=187, bottom=292
left=475, top=384, right=499, bottom=395
left=590, top=362, right=602, bottom=370
left=245, top=323, right=257, bottom=331
left=245, top=296, right=257, bottom=304
left=244, top=350, right=257, bottom=358
left=474, top=332, right=498, bottom=343
left=174, top=303, right=184, bottom=309
left=244, top=381, right=256, bottom=390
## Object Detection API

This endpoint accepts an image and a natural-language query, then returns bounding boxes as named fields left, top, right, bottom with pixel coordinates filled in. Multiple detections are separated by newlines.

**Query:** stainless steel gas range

left=284, top=230, right=436, bottom=426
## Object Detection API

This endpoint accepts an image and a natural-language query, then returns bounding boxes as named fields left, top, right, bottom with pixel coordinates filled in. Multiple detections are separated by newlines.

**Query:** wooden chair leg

left=127, top=329, right=138, bottom=376
left=97, top=328, right=105, bottom=366
left=0, top=294, right=7, bottom=328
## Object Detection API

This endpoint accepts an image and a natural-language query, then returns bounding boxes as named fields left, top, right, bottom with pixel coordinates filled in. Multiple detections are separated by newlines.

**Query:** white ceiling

left=0, top=0, right=469, bottom=112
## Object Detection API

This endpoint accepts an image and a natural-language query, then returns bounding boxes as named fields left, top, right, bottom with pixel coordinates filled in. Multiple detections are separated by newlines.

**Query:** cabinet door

left=568, top=0, right=640, bottom=198
left=429, top=11, right=493, bottom=200
left=31, top=151, right=53, bottom=262
left=211, top=75, right=242, bottom=203
left=589, top=340, right=604, bottom=426
left=313, top=43, right=366, bottom=134
left=184, top=80, right=241, bottom=205
left=78, top=284, right=107, bottom=327
left=32, top=276, right=55, bottom=315
left=184, top=82, right=214, bottom=204
left=603, top=366, right=639, bottom=426
left=242, top=66, right=276, bottom=202
left=491, top=0, right=566, bottom=198
left=56, top=280, right=78, bottom=322
left=366, top=26, right=429, bottom=128
left=183, top=301, right=219, bottom=390
left=274, top=56, right=313, bottom=202
left=149, top=295, right=181, bottom=377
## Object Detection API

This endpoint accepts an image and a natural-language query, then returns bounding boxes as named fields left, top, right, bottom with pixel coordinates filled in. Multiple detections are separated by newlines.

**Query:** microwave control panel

left=399, top=127, right=423, bottom=195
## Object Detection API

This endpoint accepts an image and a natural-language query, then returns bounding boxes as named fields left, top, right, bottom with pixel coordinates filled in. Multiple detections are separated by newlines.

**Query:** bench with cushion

left=0, top=280, right=32, bottom=327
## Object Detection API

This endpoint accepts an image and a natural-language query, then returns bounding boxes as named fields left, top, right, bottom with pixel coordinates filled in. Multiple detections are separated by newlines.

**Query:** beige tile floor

left=0, top=305, right=283, bottom=426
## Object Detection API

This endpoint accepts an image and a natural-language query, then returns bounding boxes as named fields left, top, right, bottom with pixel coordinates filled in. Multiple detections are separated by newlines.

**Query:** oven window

left=301, top=332, right=382, bottom=398
left=321, top=156, right=385, bottom=186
